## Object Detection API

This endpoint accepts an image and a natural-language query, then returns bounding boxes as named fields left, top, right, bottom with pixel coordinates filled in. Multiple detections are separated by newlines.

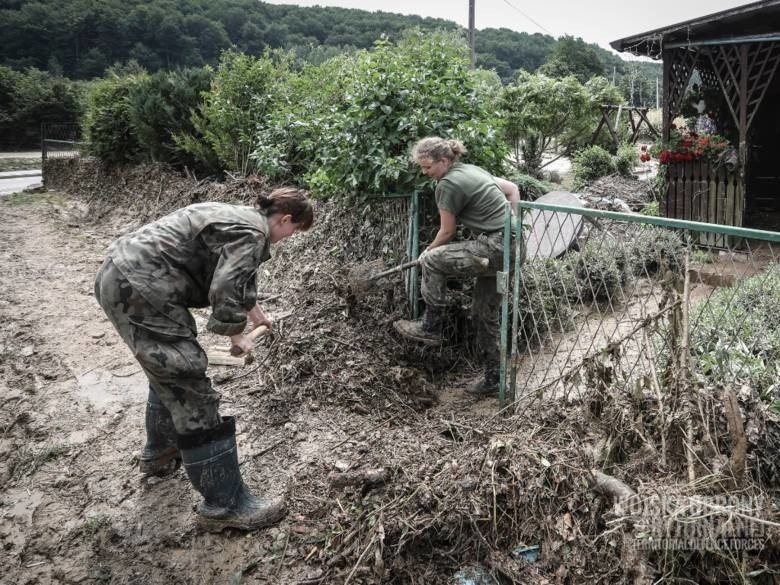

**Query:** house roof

left=610, top=0, right=780, bottom=57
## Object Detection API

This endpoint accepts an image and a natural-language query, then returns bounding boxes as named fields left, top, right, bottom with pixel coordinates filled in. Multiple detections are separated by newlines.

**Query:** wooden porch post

left=662, top=49, right=671, bottom=146
left=737, top=45, right=748, bottom=228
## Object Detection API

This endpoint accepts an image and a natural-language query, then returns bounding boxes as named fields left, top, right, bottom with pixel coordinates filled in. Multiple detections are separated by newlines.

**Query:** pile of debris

left=579, top=175, right=654, bottom=212
left=44, top=159, right=779, bottom=584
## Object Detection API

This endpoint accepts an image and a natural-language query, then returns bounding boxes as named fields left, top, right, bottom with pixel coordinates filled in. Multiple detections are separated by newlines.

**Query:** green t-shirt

left=435, top=162, right=507, bottom=234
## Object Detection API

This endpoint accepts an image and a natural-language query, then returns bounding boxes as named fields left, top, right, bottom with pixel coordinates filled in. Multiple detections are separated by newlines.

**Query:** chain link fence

left=41, top=123, right=83, bottom=160
left=500, top=202, right=780, bottom=418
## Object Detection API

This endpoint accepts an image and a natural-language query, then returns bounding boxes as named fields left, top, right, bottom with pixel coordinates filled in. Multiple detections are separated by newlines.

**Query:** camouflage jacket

left=108, top=202, right=271, bottom=337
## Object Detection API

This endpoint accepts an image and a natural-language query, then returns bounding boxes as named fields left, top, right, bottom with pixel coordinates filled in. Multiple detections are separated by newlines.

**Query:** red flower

left=640, top=145, right=647, bottom=152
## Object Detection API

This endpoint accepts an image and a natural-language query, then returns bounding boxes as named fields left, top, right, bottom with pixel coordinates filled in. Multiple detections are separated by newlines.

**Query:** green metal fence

left=499, top=201, right=780, bottom=415
left=364, top=192, right=421, bottom=317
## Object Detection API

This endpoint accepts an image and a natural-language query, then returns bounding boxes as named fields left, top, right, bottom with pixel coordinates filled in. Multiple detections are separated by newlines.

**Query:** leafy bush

left=640, top=201, right=660, bottom=216
left=614, top=144, right=636, bottom=177
left=692, top=264, right=780, bottom=398
left=179, top=50, right=292, bottom=176
left=625, top=226, right=684, bottom=276
left=509, top=173, right=556, bottom=200
left=0, top=66, right=86, bottom=149
left=572, top=145, right=615, bottom=190
left=574, top=240, right=625, bottom=302
left=303, top=30, right=508, bottom=198
left=127, top=67, right=214, bottom=169
left=83, top=72, right=147, bottom=163
left=517, top=257, right=578, bottom=347
left=251, top=54, right=351, bottom=183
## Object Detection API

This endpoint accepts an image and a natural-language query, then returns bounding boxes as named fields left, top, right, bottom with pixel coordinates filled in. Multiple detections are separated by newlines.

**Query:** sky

left=263, top=0, right=755, bottom=54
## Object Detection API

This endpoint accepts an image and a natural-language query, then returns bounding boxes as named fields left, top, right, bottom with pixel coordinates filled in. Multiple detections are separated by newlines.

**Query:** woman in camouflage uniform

left=94, top=187, right=313, bottom=532
left=394, top=137, right=520, bottom=397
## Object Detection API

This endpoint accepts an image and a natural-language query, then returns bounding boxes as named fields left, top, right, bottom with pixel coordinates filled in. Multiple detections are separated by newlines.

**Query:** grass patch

left=76, top=515, right=110, bottom=542
left=5, top=191, right=64, bottom=206
left=0, top=158, right=41, bottom=172
left=11, top=443, right=70, bottom=479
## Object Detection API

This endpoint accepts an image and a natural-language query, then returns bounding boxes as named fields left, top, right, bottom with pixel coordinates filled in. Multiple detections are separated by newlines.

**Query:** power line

left=499, top=0, right=552, bottom=35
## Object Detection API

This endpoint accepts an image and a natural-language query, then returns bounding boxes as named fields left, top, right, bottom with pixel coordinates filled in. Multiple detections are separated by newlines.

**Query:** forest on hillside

left=0, top=0, right=659, bottom=98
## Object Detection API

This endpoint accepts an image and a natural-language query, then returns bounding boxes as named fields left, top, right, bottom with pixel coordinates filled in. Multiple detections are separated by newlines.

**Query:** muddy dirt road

left=0, top=191, right=499, bottom=584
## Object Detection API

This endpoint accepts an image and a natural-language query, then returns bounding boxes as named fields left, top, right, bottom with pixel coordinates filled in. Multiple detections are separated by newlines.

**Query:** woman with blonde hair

left=394, top=137, right=519, bottom=397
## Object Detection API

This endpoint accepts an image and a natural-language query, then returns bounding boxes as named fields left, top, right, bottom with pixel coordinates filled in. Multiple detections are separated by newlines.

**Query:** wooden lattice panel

left=706, top=42, right=780, bottom=130
left=746, top=41, right=780, bottom=128
left=664, top=48, right=698, bottom=124
left=697, top=64, right=720, bottom=90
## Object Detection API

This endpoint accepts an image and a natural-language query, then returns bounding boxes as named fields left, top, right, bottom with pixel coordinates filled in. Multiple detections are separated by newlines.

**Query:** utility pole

left=468, top=0, right=476, bottom=68
left=656, top=76, right=660, bottom=109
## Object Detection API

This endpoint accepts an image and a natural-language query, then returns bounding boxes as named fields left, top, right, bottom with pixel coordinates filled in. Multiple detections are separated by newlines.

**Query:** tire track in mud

left=0, top=195, right=194, bottom=584
left=0, top=194, right=358, bottom=584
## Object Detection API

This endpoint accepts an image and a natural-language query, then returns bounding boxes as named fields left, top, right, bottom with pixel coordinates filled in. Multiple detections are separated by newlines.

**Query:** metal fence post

left=498, top=201, right=512, bottom=411
left=41, top=123, right=47, bottom=161
left=408, top=191, right=421, bottom=319
left=509, top=203, right=524, bottom=407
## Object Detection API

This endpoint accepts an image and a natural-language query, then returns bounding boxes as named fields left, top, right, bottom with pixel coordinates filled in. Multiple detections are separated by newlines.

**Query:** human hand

left=248, top=303, right=273, bottom=331
left=229, top=333, right=253, bottom=357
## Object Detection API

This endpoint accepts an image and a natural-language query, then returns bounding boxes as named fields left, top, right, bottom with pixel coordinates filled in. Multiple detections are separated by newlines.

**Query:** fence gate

left=500, top=200, right=780, bottom=415
left=41, top=123, right=83, bottom=160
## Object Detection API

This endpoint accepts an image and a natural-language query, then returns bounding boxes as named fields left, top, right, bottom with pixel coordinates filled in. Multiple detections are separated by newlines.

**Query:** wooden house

left=611, top=0, right=780, bottom=233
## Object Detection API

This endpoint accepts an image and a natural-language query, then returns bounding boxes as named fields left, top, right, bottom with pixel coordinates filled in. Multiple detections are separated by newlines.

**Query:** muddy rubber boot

left=178, top=416, right=286, bottom=533
left=139, top=387, right=181, bottom=476
left=466, top=366, right=500, bottom=398
left=393, top=306, right=444, bottom=346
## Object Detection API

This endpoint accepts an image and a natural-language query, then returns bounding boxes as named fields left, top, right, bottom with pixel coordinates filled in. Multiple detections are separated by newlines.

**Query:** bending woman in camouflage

left=394, top=137, right=520, bottom=397
left=94, top=187, right=313, bottom=532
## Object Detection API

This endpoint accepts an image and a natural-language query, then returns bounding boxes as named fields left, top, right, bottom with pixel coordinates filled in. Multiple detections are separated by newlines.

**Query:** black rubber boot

left=178, top=416, right=286, bottom=532
left=139, top=387, right=181, bottom=476
left=393, top=306, right=444, bottom=346
left=466, top=365, right=500, bottom=397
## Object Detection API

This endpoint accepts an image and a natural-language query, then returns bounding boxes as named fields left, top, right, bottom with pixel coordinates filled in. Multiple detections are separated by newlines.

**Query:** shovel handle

left=369, top=259, right=420, bottom=281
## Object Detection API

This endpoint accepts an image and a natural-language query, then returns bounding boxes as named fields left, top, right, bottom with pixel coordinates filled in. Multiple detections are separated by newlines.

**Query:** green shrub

left=517, top=257, right=578, bottom=348
left=572, top=145, right=615, bottom=191
left=303, top=30, right=508, bottom=198
left=127, top=67, right=214, bottom=169
left=614, top=144, right=636, bottom=177
left=574, top=240, right=625, bottom=302
left=251, top=54, right=351, bottom=183
left=179, top=49, right=292, bottom=176
left=0, top=66, right=86, bottom=149
left=83, top=72, right=147, bottom=163
left=640, top=201, right=660, bottom=216
left=509, top=173, right=556, bottom=199
left=625, top=226, right=684, bottom=276
left=692, top=264, right=780, bottom=398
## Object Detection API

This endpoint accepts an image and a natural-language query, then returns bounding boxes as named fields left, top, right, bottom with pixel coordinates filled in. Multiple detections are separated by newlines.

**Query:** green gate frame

left=497, top=200, right=780, bottom=413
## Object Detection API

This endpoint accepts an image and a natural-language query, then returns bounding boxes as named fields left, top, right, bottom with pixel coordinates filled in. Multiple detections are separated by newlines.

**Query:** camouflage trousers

left=94, top=258, right=221, bottom=434
left=420, top=233, right=505, bottom=366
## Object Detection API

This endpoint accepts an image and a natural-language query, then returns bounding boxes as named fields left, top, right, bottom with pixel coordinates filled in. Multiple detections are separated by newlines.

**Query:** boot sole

left=197, top=509, right=286, bottom=533
left=392, top=322, right=442, bottom=346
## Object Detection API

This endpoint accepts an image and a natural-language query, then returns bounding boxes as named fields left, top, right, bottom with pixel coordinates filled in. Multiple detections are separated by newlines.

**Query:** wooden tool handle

left=370, top=259, right=420, bottom=281
left=229, top=325, right=270, bottom=356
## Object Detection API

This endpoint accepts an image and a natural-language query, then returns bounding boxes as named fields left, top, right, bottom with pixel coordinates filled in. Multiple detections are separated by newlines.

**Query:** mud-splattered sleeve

left=201, top=224, right=268, bottom=336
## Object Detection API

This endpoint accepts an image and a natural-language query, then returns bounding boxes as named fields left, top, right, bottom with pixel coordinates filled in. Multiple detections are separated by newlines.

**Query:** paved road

left=0, top=173, right=42, bottom=195
left=0, top=151, right=40, bottom=159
